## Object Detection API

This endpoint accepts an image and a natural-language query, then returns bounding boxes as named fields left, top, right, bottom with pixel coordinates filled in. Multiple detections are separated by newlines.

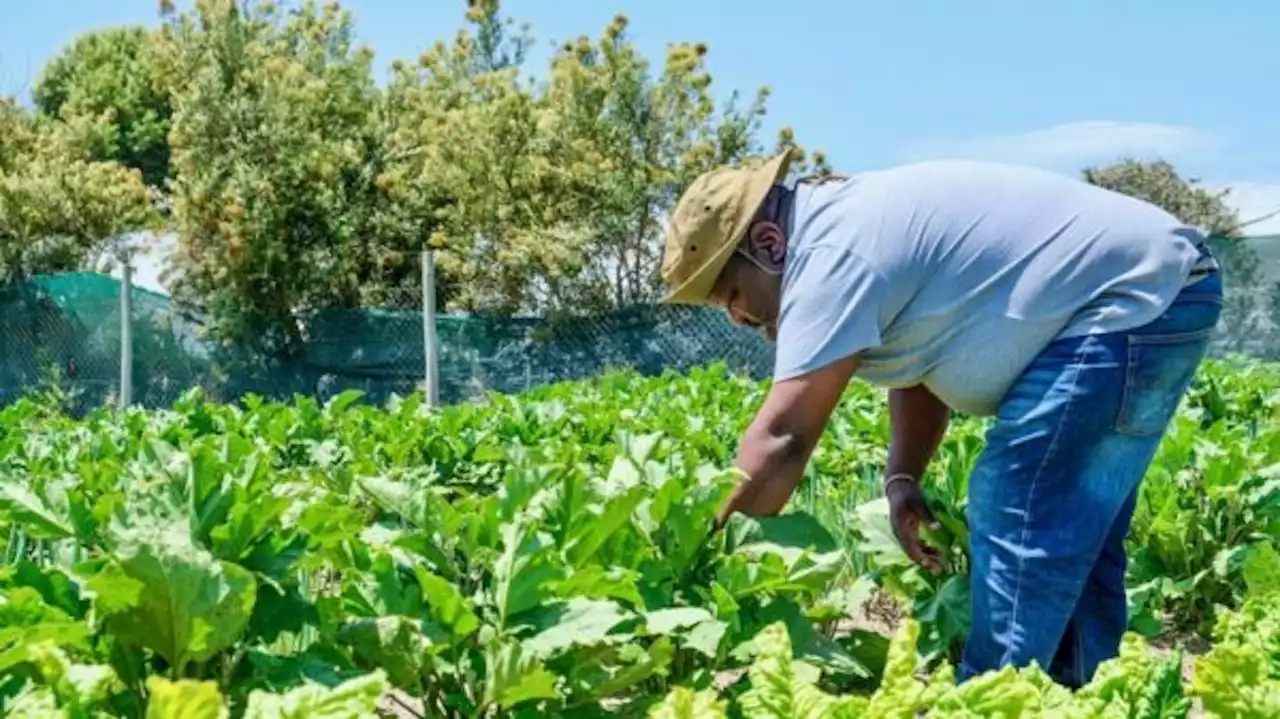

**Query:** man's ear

left=746, top=220, right=787, bottom=270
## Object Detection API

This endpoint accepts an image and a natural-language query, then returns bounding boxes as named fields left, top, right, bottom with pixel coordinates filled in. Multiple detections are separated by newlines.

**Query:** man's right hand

left=886, top=477, right=943, bottom=574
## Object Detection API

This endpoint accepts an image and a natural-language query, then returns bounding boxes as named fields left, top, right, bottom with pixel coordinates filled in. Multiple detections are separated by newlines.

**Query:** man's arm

left=886, top=384, right=950, bottom=480
left=714, top=355, right=860, bottom=528
left=885, top=384, right=950, bottom=572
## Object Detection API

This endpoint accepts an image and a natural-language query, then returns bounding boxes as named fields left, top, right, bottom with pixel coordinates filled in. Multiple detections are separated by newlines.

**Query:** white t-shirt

left=772, top=160, right=1205, bottom=416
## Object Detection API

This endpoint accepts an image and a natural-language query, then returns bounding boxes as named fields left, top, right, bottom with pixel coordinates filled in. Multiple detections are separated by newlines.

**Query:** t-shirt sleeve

left=773, top=247, right=887, bottom=382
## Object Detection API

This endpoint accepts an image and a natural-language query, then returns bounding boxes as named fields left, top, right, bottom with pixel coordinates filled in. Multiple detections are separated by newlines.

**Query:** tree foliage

left=32, top=26, right=173, bottom=188
left=387, top=2, right=830, bottom=314
left=19, top=0, right=827, bottom=359
left=0, top=98, right=157, bottom=282
left=1085, top=158, right=1280, bottom=354
left=136, top=0, right=829, bottom=359
left=157, top=0, right=413, bottom=360
left=1083, top=159, right=1241, bottom=237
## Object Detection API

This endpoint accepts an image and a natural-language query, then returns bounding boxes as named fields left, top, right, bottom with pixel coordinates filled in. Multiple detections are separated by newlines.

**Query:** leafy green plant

left=654, top=617, right=1195, bottom=718
left=0, top=358, right=1278, bottom=717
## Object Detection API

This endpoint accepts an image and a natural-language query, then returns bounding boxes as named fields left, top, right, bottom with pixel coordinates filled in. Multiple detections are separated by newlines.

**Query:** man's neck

left=776, top=185, right=798, bottom=241
left=773, top=184, right=793, bottom=229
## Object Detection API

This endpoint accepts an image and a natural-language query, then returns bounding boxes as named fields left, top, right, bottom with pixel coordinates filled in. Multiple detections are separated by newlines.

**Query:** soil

left=840, top=587, right=904, bottom=638
left=376, top=690, right=424, bottom=719
left=1149, top=631, right=1212, bottom=718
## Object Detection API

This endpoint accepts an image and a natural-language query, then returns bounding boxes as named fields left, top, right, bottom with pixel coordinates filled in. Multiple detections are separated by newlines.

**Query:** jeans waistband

left=1189, top=239, right=1219, bottom=278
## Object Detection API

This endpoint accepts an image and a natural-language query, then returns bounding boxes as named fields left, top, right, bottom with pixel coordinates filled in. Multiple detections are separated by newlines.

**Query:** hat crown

left=661, top=167, right=748, bottom=284
left=658, top=151, right=792, bottom=304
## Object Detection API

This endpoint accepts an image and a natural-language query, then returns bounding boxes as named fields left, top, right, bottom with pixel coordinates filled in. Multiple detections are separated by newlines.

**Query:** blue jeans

left=959, top=264, right=1223, bottom=688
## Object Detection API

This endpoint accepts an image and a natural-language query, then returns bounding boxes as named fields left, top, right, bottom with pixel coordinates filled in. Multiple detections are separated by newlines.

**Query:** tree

left=379, top=2, right=540, bottom=314
left=60, top=0, right=827, bottom=368
left=388, top=2, right=830, bottom=315
left=1083, top=159, right=1240, bottom=236
left=0, top=97, right=157, bottom=282
left=533, top=15, right=831, bottom=312
left=33, top=26, right=173, bottom=188
left=156, top=0, right=420, bottom=360
left=1084, top=158, right=1280, bottom=355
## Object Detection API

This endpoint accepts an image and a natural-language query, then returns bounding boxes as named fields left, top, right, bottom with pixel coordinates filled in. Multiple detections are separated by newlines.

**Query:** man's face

left=710, top=251, right=783, bottom=342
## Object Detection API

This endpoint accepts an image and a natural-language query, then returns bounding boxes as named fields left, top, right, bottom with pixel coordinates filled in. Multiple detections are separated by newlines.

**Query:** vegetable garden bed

left=1, top=359, right=1277, bottom=717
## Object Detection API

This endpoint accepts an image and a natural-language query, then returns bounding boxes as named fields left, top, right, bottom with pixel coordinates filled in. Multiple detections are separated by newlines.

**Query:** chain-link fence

left=0, top=274, right=125, bottom=413
left=2, top=237, right=1279, bottom=413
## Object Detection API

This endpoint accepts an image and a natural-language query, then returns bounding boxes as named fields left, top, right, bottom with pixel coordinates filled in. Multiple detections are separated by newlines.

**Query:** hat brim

left=661, top=151, right=793, bottom=305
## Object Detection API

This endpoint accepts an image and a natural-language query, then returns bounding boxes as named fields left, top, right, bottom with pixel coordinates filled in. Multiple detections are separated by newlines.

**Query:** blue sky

left=4, top=0, right=1278, bottom=237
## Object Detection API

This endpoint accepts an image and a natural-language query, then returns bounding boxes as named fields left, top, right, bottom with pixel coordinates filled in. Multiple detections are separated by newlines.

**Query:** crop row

left=0, top=358, right=1277, bottom=717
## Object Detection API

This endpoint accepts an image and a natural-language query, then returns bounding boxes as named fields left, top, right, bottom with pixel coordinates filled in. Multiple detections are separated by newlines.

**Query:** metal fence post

left=119, top=253, right=134, bottom=408
left=421, top=250, right=439, bottom=407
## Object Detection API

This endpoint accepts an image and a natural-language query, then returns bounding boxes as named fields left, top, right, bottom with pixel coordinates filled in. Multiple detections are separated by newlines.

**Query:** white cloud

left=1220, top=182, right=1280, bottom=236
left=906, top=120, right=1280, bottom=237
left=906, top=121, right=1221, bottom=171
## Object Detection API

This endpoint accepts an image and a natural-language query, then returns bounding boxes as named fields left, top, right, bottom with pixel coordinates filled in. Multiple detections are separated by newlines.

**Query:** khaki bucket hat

left=661, top=150, right=793, bottom=305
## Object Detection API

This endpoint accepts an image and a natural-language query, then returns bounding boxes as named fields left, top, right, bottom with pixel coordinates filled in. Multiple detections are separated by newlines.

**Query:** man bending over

left=661, top=152, right=1221, bottom=686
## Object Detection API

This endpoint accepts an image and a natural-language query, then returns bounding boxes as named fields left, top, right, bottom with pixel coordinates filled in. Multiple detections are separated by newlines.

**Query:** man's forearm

left=725, top=424, right=811, bottom=517
left=886, top=385, right=950, bottom=480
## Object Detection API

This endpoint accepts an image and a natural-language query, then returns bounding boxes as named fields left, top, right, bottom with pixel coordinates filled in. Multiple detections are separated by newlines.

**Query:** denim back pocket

left=1114, top=326, right=1214, bottom=437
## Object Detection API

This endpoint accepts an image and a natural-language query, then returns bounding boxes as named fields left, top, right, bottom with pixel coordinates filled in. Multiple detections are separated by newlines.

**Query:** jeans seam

left=1073, top=620, right=1084, bottom=686
left=1001, top=338, right=1089, bottom=668
left=1117, top=340, right=1139, bottom=435
left=1126, top=326, right=1215, bottom=346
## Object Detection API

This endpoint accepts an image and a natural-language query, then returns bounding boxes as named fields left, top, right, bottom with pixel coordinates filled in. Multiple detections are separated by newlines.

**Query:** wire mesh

left=0, top=274, right=123, bottom=414
left=1, top=237, right=1279, bottom=413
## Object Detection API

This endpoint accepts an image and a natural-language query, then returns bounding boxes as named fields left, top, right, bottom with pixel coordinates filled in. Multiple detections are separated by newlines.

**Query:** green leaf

left=356, top=475, right=429, bottom=529
left=484, top=641, right=561, bottom=710
left=247, top=579, right=315, bottom=645
left=0, top=588, right=90, bottom=673
left=1243, top=543, right=1280, bottom=598
left=19, top=643, right=119, bottom=713
left=863, top=619, right=932, bottom=716
left=1193, top=644, right=1280, bottom=718
left=242, top=671, right=388, bottom=719
left=1135, top=655, right=1192, bottom=719
left=1130, top=613, right=1165, bottom=639
left=566, top=485, right=648, bottom=565
left=558, top=639, right=676, bottom=702
left=753, top=599, right=875, bottom=681
left=335, top=616, right=433, bottom=694
left=683, top=619, right=729, bottom=659
left=1079, top=634, right=1189, bottom=717
left=738, top=623, right=866, bottom=718
left=655, top=476, right=734, bottom=579
left=87, top=519, right=256, bottom=672
left=809, top=576, right=875, bottom=624
left=726, top=512, right=839, bottom=558
left=644, top=607, right=715, bottom=635
left=413, top=567, right=479, bottom=644
left=146, top=677, right=228, bottom=719
left=926, top=663, right=1065, bottom=717
left=494, top=519, right=563, bottom=627
left=3, top=562, right=84, bottom=618
left=853, top=499, right=910, bottom=569
left=5, top=684, right=62, bottom=717
left=913, top=575, right=971, bottom=661
left=648, top=686, right=727, bottom=719
left=0, top=481, right=75, bottom=540
left=1212, top=545, right=1252, bottom=579
left=523, top=598, right=631, bottom=658
left=551, top=566, right=644, bottom=606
